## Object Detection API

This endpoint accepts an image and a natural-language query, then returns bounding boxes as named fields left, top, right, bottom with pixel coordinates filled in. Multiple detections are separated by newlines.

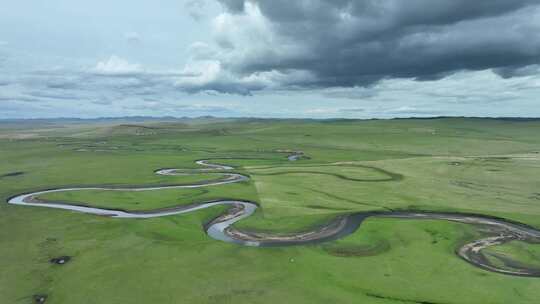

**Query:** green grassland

left=1, top=118, right=540, bottom=303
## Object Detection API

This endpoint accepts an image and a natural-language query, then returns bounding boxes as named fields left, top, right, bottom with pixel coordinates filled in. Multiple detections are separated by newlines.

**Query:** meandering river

left=7, top=155, right=540, bottom=277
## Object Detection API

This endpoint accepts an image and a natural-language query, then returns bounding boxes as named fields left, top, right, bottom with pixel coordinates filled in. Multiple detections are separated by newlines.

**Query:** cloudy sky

left=1, top=0, right=540, bottom=119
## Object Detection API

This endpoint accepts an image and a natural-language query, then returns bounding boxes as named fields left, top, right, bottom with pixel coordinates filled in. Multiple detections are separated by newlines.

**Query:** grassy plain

left=1, top=118, right=540, bottom=303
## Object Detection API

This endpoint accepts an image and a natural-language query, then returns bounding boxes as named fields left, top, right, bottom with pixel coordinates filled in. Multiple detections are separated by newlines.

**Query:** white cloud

left=92, top=55, right=142, bottom=75
left=175, top=59, right=269, bottom=95
left=305, top=108, right=339, bottom=114
left=187, top=41, right=217, bottom=60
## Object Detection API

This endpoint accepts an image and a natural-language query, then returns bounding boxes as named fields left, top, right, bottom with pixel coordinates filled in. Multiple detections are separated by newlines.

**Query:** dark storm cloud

left=252, top=0, right=536, bottom=25
left=193, top=0, right=540, bottom=94
left=217, top=0, right=245, bottom=12
left=494, top=65, right=540, bottom=79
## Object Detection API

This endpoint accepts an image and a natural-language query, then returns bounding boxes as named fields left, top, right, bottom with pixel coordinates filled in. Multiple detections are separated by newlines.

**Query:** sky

left=1, top=0, right=540, bottom=119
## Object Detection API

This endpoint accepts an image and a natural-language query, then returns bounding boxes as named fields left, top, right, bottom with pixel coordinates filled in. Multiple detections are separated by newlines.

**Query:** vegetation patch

left=0, top=171, right=25, bottom=178
left=323, top=240, right=390, bottom=257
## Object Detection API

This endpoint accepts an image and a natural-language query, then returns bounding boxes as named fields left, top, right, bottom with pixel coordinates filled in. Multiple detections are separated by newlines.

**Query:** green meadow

left=1, top=118, right=540, bottom=303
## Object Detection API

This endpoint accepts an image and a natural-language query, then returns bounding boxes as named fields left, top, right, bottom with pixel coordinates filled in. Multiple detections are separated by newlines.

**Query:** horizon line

left=2, top=115, right=540, bottom=122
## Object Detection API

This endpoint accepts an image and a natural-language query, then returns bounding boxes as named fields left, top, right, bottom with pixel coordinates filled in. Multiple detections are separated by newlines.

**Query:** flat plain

left=1, top=118, right=540, bottom=304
